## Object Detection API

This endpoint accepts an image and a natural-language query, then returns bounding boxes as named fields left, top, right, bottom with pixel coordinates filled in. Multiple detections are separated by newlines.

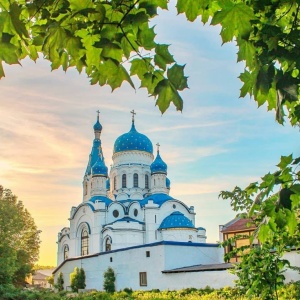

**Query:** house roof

left=32, top=272, right=48, bottom=281
left=221, top=217, right=256, bottom=233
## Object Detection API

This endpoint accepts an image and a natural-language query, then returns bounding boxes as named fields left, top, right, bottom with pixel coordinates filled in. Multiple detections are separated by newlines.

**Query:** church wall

left=54, top=243, right=226, bottom=291
left=163, top=244, right=223, bottom=270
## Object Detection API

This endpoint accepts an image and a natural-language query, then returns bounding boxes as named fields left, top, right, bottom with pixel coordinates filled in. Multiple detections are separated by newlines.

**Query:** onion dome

left=166, top=177, right=171, bottom=189
left=94, top=111, right=102, bottom=131
left=150, top=151, right=167, bottom=174
left=159, top=211, right=194, bottom=230
left=91, top=157, right=108, bottom=177
left=113, top=121, right=153, bottom=154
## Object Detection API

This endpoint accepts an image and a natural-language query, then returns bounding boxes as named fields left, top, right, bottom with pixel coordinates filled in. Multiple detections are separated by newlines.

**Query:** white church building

left=53, top=112, right=235, bottom=290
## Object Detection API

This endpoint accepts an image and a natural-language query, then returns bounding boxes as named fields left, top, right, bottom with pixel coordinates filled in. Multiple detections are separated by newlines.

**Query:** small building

left=219, top=216, right=257, bottom=262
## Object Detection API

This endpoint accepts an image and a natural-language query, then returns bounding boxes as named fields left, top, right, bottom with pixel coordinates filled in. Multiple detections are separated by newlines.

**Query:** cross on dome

left=96, top=109, right=100, bottom=119
left=130, top=109, right=136, bottom=122
left=156, top=142, right=160, bottom=152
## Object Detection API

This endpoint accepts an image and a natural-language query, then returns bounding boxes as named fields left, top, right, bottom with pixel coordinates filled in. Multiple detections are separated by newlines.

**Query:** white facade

left=54, top=113, right=226, bottom=290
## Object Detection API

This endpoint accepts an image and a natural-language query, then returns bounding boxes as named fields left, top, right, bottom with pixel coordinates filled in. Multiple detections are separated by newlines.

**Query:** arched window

left=113, top=176, right=117, bottom=190
left=133, top=173, right=138, bottom=187
left=145, top=175, right=149, bottom=189
left=64, top=245, right=69, bottom=260
left=122, top=174, right=127, bottom=188
left=81, top=228, right=89, bottom=256
left=105, top=237, right=111, bottom=252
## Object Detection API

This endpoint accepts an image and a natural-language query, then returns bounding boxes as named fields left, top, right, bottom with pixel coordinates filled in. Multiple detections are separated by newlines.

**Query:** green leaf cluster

left=70, top=267, right=86, bottom=292
left=103, top=267, right=116, bottom=293
left=220, top=155, right=300, bottom=299
left=0, top=0, right=188, bottom=113
left=0, top=186, right=41, bottom=286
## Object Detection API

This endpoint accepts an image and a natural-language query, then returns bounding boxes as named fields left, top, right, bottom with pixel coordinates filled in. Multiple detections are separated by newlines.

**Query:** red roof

left=221, top=218, right=256, bottom=233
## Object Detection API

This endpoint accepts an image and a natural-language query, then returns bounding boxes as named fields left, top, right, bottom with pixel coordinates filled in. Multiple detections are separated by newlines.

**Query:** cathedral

left=53, top=112, right=228, bottom=291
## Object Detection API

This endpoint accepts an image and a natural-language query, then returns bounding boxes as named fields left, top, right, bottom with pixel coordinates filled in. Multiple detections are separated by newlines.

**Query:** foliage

left=47, top=274, right=54, bottom=287
left=1, top=0, right=299, bottom=119
left=220, top=154, right=300, bottom=299
left=0, top=186, right=41, bottom=286
left=70, top=267, right=86, bottom=292
left=103, top=267, right=116, bottom=293
left=0, top=284, right=299, bottom=299
left=55, top=272, right=64, bottom=292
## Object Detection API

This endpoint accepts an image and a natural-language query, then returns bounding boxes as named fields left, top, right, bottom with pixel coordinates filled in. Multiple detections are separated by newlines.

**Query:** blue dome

left=150, top=152, right=167, bottom=174
left=159, top=211, right=194, bottom=230
left=93, top=119, right=102, bottom=131
left=166, top=177, right=171, bottom=189
left=113, top=122, right=153, bottom=154
left=91, top=157, right=108, bottom=176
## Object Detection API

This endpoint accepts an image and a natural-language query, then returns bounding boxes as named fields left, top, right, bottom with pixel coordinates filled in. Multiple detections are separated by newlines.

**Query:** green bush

left=103, top=267, right=115, bottom=293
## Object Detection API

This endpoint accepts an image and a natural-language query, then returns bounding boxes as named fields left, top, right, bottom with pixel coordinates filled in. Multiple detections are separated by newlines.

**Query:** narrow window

left=146, top=251, right=150, bottom=257
left=155, top=230, right=157, bottom=240
left=106, top=237, right=111, bottom=252
left=110, top=257, right=113, bottom=262
left=139, top=272, right=147, bottom=286
left=113, top=176, right=117, bottom=190
left=84, top=182, right=88, bottom=195
left=155, top=215, right=157, bottom=223
left=122, top=174, right=127, bottom=188
left=64, top=245, right=69, bottom=260
left=81, top=228, right=89, bottom=256
left=133, top=173, right=138, bottom=187
left=145, top=175, right=149, bottom=189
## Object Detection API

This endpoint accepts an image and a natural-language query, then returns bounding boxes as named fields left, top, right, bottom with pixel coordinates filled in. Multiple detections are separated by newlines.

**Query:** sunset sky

left=0, top=4, right=299, bottom=266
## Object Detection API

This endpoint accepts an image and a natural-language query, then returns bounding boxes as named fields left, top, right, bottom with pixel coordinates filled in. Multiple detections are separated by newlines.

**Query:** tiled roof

left=221, top=217, right=256, bottom=233
left=162, top=263, right=234, bottom=273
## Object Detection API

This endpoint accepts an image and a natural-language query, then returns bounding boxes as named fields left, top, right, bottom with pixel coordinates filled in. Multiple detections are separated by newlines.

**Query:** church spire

left=93, top=110, right=102, bottom=139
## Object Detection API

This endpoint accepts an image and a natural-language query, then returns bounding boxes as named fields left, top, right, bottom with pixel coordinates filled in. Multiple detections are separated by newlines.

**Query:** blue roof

left=93, top=118, right=102, bottom=131
left=85, top=139, right=103, bottom=175
left=91, top=156, right=108, bottom=176
left=113, top=122, right=153, bottom=154
left=150, top=151, right=167, bottom=174
left=159, top=211, right=194, bottom=230
left=89, top=195, right=113, bottom=206
left=139, top=193, right=175, bottom=207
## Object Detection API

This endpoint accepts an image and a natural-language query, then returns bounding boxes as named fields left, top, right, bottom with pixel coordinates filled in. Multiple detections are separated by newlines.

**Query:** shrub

left=55, top=272, right=64, bottom=292
left=103, top=267, right=115, bottom=293
left=70, top=267, right=86, bottom=292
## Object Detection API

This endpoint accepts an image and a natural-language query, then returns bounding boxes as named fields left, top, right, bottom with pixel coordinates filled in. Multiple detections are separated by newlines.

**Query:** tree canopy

left=0, top=186, right=41, bottom=285
left=0, top=0, right=299, bottom=122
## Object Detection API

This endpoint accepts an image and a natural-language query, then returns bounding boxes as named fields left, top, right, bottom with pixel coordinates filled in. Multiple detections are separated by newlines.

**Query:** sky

left=0, top=4, right=299, bottom=266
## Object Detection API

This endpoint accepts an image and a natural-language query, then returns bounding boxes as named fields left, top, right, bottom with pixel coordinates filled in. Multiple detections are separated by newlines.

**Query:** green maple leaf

left=154, top=44, right=174, bottom=70
left=9, top=2, right=29, bottom=39
left=94, top=59, right=134, bottom=91
left=0, top=42, right=19, bottom=64
left=140, top=71, right=163, bottom=95
left=43, top=24, right=66, bottom=62
left=239, top=70, right=254, bottom=97
left=121, top=33, right=139, bottom=59
left=154, top=79, right=183, bottom=113
left=258, top=224, right=271, bottom=243
left=137, top=24, right=156, bottom=50
left=130, top=58, right=153, bottom=79
left=277, top=154, right=293, bottom=170
left=237, top=39, right=256, bottom=69
left=176, top=0, right=200, bottom=21
left=211, top=3, right=255, bottom=43
left=167, top=64, right=188, bottom=91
